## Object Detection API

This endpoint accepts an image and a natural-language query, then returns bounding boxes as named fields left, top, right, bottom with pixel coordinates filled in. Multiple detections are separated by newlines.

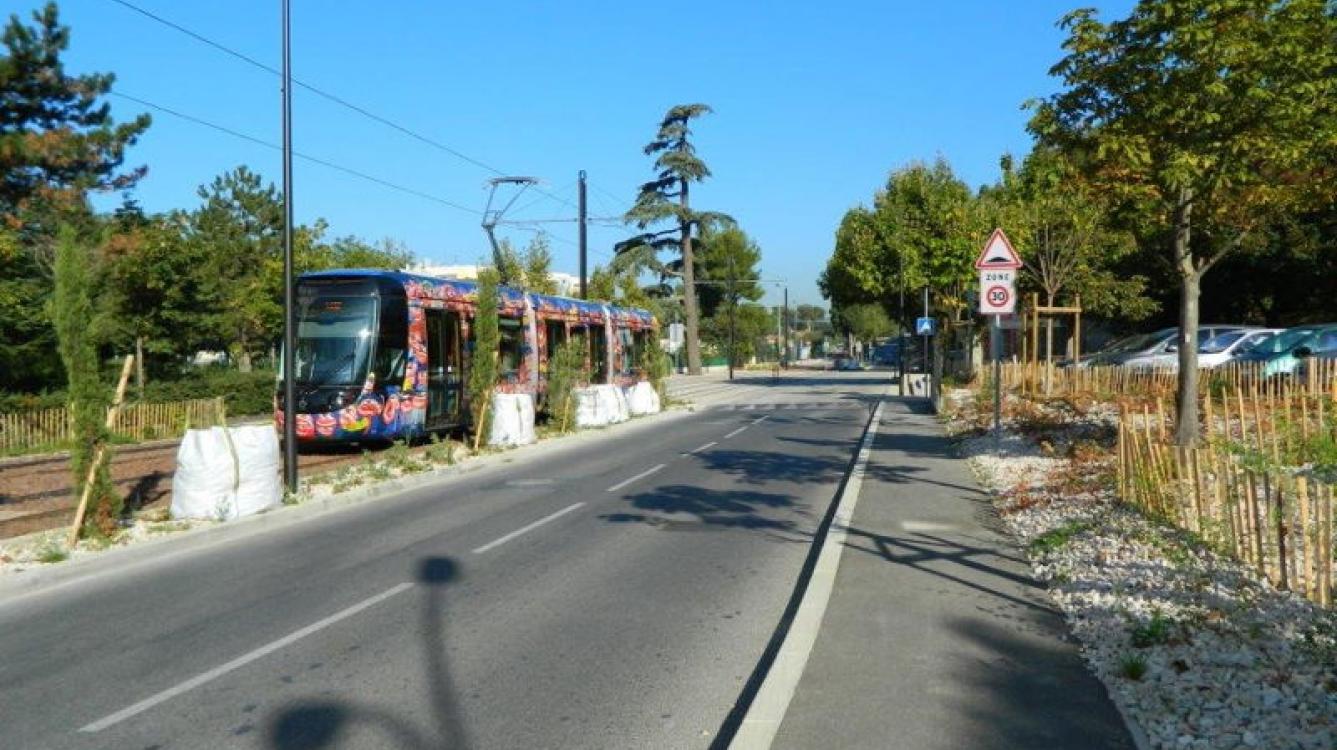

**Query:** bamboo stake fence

left=0, top=397, right=225, bottom=455
left=1116, top=391, right=1336, bottom=608
left=990, top=359, right=1337, bottom=402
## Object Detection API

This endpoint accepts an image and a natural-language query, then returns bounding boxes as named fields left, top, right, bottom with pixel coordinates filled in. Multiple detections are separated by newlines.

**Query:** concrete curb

left=0, top=406, right=698, bottom=603
left=725, top=394, right=887, bottom=749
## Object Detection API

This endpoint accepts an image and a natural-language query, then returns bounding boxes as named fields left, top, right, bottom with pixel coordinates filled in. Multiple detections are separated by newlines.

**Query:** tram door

left=426, top=310, right=463, bottom=427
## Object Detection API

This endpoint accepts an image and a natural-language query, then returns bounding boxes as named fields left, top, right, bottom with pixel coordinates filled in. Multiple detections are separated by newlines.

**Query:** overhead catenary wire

left=106, top=0, right=577, bottom=211
left=110, top=91, right=481, bottom=216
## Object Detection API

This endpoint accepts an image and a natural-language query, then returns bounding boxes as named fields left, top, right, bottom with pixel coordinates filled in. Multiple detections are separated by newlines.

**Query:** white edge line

left=471, top=502, right=585, bottom=554
left=79, top=581, right=415, bottom=733
left=604, top=463, right=666, bottom=494
left=728, top=396, right=885, bottom=750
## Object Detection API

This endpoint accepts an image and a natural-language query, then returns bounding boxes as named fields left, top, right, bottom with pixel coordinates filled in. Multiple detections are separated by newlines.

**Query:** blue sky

left=50, top=0, right=1132, bottom=308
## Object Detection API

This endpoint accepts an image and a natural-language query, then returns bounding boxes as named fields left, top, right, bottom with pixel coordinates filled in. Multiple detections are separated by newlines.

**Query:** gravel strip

left=946, top=389, right=1337, bottom=750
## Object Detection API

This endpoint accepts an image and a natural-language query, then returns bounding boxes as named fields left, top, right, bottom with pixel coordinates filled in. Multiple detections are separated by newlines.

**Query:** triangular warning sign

left=975, top=228, right=1023, bottom=270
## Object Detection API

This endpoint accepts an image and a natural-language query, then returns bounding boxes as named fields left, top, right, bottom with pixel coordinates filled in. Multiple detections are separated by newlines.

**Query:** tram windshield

left=293, top=295, right=378, bottom=386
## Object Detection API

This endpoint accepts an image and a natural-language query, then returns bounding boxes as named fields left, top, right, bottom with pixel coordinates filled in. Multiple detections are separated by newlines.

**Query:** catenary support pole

left=281, top=0, right=297, bottom=495
left=578, top=170, right=587, bottom=299
left=782, top=287, right=789, bottom=364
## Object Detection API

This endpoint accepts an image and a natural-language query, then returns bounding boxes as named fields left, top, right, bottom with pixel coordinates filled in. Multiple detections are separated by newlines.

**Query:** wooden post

left=68, top=355, right=134, bottom=547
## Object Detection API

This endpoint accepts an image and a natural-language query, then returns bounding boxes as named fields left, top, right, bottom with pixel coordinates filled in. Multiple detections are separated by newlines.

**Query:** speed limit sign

left=979, top=271, right=1016, bottom=314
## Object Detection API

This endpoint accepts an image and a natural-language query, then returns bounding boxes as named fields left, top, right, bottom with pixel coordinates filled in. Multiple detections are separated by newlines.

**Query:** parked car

left=1197, top=328, right=1281, bottom=368
left=1233, top=324, right=1337, bottom=378
left=1079, top=326, right=1248, bottom=369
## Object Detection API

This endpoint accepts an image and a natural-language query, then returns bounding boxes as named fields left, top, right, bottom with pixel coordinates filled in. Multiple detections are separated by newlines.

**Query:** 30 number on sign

left=978, top=269, right=1016, bottom=315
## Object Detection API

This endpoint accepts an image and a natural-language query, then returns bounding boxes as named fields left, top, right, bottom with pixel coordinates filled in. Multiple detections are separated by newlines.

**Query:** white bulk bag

left=172, top=425, right=281, bottom=521
left=573, top=386, right=607, bottom=428
left=230, top=425, right=282, bottom=517
left=625, top=381, right=661, bottom=416
left=594, top=385, right=628, bottom=425
left=488, top=392, right=536, bottom=447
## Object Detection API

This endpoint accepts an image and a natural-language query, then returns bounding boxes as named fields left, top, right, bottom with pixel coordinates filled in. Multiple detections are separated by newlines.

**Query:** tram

left=275, top=269, right=657, bottom=443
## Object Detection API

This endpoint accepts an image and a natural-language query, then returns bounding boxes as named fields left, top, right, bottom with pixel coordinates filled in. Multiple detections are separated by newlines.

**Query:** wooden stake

left=68, top=355, right=134, bottom=547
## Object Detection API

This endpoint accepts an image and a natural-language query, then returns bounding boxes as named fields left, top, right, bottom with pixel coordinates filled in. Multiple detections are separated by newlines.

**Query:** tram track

left=0, top=438, right=384, bottom=541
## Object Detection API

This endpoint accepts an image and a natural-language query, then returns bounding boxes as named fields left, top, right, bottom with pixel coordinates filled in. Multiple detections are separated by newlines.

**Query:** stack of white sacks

left=575, top=382, right=660, bottom=427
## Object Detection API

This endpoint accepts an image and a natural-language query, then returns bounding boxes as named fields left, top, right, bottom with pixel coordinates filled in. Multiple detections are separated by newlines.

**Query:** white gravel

left=947, top=389, right=1337, bottom=750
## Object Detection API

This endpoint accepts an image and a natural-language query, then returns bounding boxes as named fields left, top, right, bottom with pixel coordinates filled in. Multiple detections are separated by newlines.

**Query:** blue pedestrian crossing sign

left=915, top=317, right=935, bottom=336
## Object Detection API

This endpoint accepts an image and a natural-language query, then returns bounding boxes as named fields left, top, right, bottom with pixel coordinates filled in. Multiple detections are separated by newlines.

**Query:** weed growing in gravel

left=1131, top=609, right=1176, bottom=648
left=1028, top=521, right=1094, bottom=555
left=1118, top=652, right=1149, bottom=681
left=36, top=542, right=68, bottom=563
left=425, top=434, right=455, bottom=465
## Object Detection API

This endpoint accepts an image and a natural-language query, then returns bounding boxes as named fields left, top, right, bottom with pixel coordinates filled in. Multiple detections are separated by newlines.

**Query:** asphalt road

left=0, top=372, right=885, bottom=750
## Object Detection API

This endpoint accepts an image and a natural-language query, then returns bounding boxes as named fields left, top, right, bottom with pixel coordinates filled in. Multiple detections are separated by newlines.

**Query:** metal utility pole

left=727, top=254, right=736, bottom=381
left=578, top=170, right=587, bottom=299
left=782, top=287, right=789, bottom=365
left=898, top=252, right=906, bottom=396
left=280, top=0, right=297, bottom=495
left=481, top=176, right=537, bottom=283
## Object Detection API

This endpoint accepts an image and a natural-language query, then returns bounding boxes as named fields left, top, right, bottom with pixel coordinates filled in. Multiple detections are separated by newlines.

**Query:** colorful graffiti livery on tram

left=275, top=270, right=657, bottom=443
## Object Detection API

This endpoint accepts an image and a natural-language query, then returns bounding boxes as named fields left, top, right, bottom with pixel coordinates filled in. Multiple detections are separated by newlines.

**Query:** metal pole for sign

left=991, top=315, right=1002, bottom=451
left=280, top=0, right=297, bottom=495
left=922, top=287, right=930, bottom=396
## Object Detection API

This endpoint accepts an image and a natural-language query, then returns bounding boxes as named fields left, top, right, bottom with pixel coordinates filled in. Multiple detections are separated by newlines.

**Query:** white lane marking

left=505, top=478, right=556, bottom=487
left=605, top=463, right=666, bottom=493
left=684, top=441, right=718, bottom=455
left=724, top=415, right=769, bottom=440
left=79, top=582, right=415, bottom=733
left=471, top=502, right=585, bottom=554
left=731, top=396, right=887, bottom=747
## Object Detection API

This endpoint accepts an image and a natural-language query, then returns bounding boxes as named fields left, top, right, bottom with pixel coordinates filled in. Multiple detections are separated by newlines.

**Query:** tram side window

left=498, top=317, right=525, bottom=378
left=590, top=325, right=608, bottom=381
left=545, top=320, right=566, bottom=359
left=372, top=296, right=408, bottom=386
left=633, top=330, right=650, bottom=372
left=618, top=328, right=636, bottom=375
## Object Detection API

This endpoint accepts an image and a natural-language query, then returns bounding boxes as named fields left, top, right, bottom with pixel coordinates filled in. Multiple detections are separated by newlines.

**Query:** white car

left=1197, top=329, right=1281, bottom=368
left=1116, top=326, right=1253, bottom=371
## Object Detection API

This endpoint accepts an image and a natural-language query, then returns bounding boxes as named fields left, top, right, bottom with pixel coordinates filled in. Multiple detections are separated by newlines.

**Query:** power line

left=111, top=91, right=481, bottom=215
left=107, top=0, right=577, bottom=210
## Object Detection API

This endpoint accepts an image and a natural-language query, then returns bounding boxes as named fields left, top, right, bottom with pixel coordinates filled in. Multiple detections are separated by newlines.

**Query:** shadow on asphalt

left=840, top=527, right=1050, bottom=615
left=941, top=615, right=1136, bottom=749
left=264, top=556, right=470, bottom=750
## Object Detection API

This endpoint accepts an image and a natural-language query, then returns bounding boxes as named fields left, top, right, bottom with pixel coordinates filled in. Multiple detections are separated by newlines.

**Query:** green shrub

left=0, top=367, right=277, bottom=417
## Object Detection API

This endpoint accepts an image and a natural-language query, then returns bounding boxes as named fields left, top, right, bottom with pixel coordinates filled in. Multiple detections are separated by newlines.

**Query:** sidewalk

left=772, top=397, right=1137, bottom=750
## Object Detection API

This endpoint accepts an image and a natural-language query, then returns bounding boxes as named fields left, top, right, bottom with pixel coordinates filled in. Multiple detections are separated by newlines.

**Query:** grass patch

left=1028, top=520, right=1094, bottom=555
left=1118, top=652, right=1148, bottom=680
left=36, top=543, right=68, bottom=563
left=1130, top=609, right=1176, bottom=648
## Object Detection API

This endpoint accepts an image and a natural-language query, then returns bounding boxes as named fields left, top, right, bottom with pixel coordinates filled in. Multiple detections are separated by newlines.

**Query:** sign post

left=975, top=228, right=1022, bottom=450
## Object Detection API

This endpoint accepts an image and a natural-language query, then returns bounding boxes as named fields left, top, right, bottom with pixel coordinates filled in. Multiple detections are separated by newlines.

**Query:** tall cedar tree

left=468, top=268, right=501, bottom=442
left=1029, top=0, right=1337, bottom=445
left=52, top=225, right=119, bottom=537
left=1, top=2, right=149, bottom=390
left=1, top=2, right=150, bottom=221
left=621, top=104, right=729, bottom=375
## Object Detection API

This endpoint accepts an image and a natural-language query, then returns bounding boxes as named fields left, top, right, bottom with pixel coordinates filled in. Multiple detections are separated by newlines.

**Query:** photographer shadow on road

left=265, top=556, right=470, bottom=750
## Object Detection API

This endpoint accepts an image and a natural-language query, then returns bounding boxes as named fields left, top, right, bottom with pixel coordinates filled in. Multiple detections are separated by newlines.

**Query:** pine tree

left=621, top=104, right=729, bottom=375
